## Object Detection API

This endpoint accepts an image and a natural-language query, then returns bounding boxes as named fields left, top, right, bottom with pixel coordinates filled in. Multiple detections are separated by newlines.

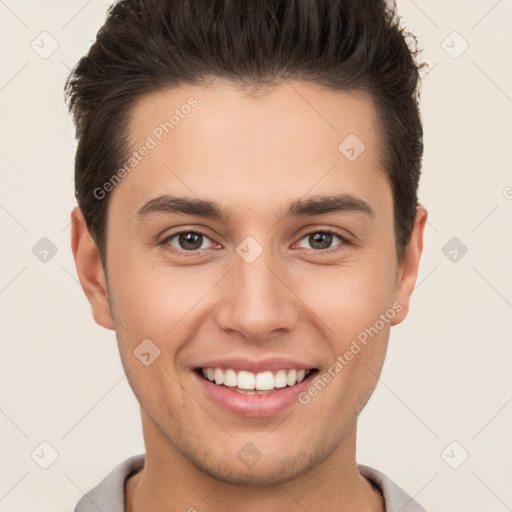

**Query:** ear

left=70, top=207, right=115, bottom=330
left=391, top=205, right=428, bottom=326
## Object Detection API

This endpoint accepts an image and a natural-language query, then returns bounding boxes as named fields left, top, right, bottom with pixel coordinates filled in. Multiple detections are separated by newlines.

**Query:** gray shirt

left=74, top=454, right=427, bottom=512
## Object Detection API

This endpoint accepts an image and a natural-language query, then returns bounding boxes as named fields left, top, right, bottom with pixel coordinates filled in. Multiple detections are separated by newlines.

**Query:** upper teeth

left=201, top=368, right=309, bottom=390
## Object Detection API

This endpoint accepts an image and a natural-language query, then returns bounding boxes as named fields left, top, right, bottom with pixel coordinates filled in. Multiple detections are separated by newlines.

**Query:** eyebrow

left=135, top=193, right=374, bottom=223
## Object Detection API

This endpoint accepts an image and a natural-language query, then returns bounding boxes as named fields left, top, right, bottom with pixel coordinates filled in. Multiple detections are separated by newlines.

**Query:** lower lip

left=193, top=370, right=316, bottom=417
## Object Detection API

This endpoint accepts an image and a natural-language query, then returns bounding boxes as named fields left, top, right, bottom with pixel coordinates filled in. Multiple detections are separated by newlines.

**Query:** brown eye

left=178, top=232, right=204, bottom=250
left=296, top=230, right=347, bottom=251
left=163, top=231, right=214, bottom=252
left=309, top=232, right=334, bottom=250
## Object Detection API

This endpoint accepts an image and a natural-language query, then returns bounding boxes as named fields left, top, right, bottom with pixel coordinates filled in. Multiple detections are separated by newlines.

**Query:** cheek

left=107, top=248, right=214, bottom=336
left=302, top=277, right=392, bottom=419
left=290, top=255, right=395, bottom=407
left=294, top=257, right=397, bottom=338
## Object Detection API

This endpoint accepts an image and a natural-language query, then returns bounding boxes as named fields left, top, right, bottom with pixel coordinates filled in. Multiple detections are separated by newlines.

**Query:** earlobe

left=70, top=207, right=115, bottom=330
left=391, top=205, right=428, bottom=326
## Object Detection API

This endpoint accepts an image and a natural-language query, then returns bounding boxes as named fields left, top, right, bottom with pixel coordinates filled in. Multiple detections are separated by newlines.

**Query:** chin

left=198, top=457, right=311, bottom=487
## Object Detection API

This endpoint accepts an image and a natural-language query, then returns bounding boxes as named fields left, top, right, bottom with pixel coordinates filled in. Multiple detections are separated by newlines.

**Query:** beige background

left=1, top=1, right=511, bottom=511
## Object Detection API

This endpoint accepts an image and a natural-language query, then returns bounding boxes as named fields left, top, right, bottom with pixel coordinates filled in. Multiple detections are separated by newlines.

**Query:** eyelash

left=161, top=228, right=351, bottom=257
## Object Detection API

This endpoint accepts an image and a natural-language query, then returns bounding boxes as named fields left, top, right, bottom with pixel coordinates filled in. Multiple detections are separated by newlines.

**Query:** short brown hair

left=65, top=0, right=425, bottom=265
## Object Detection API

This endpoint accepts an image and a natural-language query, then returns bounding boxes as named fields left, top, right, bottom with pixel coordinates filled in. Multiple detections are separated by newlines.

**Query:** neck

left=125, top=411, right=384, bottom=512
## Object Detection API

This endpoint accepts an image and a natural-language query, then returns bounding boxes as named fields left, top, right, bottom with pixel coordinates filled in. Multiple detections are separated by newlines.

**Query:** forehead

left=129, top=78, right=381, bottom=162
left=111, top=79, right=390, bottom=219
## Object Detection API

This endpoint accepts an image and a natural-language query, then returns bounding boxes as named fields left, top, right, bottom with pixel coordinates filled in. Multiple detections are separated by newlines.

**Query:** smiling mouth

left=194, top=367, right=319, bottom=394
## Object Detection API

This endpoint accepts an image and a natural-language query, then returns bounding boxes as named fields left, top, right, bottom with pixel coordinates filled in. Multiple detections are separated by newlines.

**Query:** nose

left=215, top=248, right=299, bottom=342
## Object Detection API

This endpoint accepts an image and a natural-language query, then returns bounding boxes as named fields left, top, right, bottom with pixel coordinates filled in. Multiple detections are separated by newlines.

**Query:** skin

left=71, top=78, right=427, bottom=512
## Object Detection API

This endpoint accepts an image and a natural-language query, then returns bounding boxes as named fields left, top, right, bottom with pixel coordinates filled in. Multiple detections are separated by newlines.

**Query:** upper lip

left=193, top=357, right=317, bottom=373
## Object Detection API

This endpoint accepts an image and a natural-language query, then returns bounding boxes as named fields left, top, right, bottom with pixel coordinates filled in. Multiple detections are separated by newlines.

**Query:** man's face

left=74, top=79, right=425, bottom=485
